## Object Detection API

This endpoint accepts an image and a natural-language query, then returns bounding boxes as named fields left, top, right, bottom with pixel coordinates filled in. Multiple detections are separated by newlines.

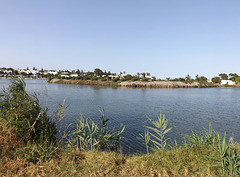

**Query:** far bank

left=49, top=79, right=221, bottom=88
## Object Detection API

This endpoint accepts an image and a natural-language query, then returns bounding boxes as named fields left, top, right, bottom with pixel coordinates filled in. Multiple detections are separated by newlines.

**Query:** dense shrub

left=101, top=77, right=107, bottom=81
left=0, top=78, right=56, bottom=144
left=91, top=76, right=98, bottom=81
left=112, top=78, right=119, bottom=82
left=142, top=78, right=149, bottom=82
left=131, top=77, right=139, bottom=81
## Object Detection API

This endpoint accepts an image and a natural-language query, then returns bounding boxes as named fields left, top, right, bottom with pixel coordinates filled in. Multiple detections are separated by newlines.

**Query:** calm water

left=1, top=79, right=240, bottom=153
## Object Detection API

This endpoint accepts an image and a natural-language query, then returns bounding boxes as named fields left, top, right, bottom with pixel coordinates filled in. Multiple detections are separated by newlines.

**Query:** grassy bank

left=50, top=79, right=119, bottom=87
left=50, top=79, right=219, bottom=88
left=1, top=78, right=239, bottom=176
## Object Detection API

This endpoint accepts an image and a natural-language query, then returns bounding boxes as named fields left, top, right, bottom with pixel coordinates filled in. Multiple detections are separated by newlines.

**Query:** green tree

left=219, top=73, right=228, bottom=80
left=199, top=76, right=208, bottom=83
left=94, top=68, right=103, bottom=76
left=211, top=77, right=221, bottom=84
left=229, top=73, right=239, bottom=81
left=235, top=77, right=240, bottom=84
left=76, top=69, right=80, bottom=75
left=195, top=74, right=199, bottom=82
left=125, top=74, right=132, bottom=81
left=185, top=74, right=193, bottom=84
left=103, top=70, right=107, bottom=76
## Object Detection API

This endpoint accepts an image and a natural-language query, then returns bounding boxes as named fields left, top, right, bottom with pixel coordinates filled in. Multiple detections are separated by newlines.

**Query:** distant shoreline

left=49, top=79, right=221, bottom=88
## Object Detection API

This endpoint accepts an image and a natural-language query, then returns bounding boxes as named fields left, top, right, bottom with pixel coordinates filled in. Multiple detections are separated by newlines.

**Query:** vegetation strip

left=1, top=67, right=240, bottom=88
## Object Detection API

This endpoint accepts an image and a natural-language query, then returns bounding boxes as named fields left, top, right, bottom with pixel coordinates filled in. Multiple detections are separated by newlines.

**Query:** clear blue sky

left=1, top=0, right=240, bottom=79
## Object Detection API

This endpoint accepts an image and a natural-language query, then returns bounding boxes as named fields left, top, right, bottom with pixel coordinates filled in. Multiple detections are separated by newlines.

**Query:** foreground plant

left=137, top=129, right=151, bottom=154
left=138, top=113, right=173, bottom=153
left=185, top=122, right=240, bottom=176
left=184, top=122, right=222, bottom=148
left=0, top=77, right=60, bottom=163
left=211, top=133, right=240, bottom=176
left=0, top=77, right=56, bottom=144
left=72, top=109, right=125, bottom=151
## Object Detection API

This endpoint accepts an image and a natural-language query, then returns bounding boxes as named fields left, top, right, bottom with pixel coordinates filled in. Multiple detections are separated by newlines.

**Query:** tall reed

left=138, top=113, right=173, bottom=153
left=72, top=109, right=125, bottom=151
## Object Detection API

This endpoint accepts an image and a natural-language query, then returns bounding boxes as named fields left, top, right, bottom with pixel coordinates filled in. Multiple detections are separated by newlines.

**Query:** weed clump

left=71, top=109, right=125, bottom=152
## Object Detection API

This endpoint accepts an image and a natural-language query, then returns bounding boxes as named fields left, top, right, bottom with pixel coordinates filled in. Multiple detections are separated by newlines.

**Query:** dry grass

left=0, top=145, right=229, bottom=177
left=0, top=119, right=21, bottom=153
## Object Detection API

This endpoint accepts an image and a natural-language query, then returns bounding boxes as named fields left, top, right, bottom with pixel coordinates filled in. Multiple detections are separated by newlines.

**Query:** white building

left=48, top=71, right=58, bottom=75
left=70, top=74, right=78, bottom=77
left=221, top=80, right=235, bottom=85
left=2, top=70, right=12, bottom=74
left=43, top=70, right=58, bottom=75
left=60, top=74, right=70, bottom=78
left=19, top=69, right=38, bottom=75
left=29, top=70, right=39, bottom=75
left=108, top=75, right=119, bottom=79
left=119, top=73, right=128, bottom=79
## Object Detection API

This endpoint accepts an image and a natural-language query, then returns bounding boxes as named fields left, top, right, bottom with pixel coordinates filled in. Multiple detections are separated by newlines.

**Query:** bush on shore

left=0, top=78, right=56, bottom=145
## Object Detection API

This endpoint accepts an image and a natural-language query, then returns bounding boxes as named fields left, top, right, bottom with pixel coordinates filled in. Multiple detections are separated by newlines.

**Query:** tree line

left=1, top=67, right=240, bottom=84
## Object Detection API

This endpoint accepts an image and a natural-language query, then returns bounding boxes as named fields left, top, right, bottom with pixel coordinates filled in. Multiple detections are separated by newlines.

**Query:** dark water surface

left=1, top=79, right=240, bottom=153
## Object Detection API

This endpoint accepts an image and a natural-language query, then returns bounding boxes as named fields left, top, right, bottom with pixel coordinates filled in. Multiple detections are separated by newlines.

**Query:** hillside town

left=0, top=67, right=152, bottom=81
left=0, top=67, right=240, bottom=86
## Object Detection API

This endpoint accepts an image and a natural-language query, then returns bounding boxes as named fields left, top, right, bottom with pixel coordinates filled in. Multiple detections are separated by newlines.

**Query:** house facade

left=221, top=80, right=235, bottom=85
